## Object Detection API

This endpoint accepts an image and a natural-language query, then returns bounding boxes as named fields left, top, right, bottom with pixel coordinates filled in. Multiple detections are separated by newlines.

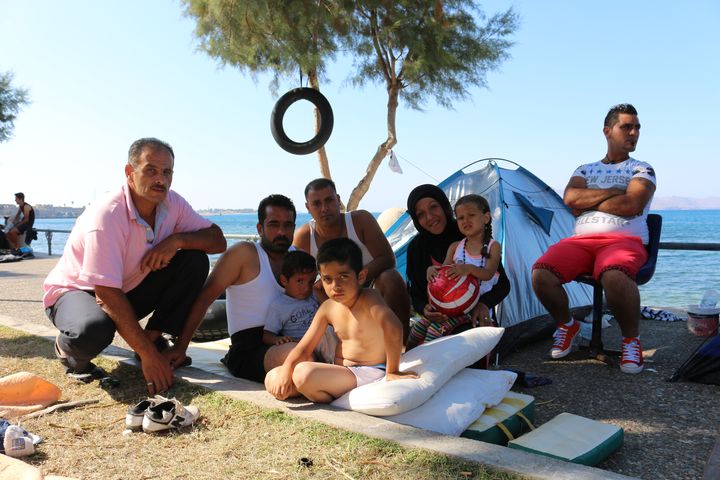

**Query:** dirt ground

left=502, top=316, right=718, bottom=479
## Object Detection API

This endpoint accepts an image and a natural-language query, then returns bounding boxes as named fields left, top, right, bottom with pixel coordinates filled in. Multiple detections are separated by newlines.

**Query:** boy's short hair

left=282, top=250, right=317, bottom=278
left=316, top=238, right=363, bottom=274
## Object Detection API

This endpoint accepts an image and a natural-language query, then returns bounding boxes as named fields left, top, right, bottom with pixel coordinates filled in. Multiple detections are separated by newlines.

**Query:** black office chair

left=575, top=213, right=662, bottom=363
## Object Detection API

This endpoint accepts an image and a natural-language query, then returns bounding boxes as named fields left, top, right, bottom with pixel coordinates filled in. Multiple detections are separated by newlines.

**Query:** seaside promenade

left=1, top=254, right=717, bottom=479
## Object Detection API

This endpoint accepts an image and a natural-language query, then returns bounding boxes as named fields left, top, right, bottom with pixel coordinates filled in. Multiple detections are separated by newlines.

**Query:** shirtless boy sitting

left=265, top=238, right=417, bottom=403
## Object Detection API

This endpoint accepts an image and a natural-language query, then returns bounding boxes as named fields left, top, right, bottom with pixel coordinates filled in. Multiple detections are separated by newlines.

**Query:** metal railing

left=35, top=229, right=71, bottom=255
left=658, top=242, right=720, bottom=251
left=35, top=229, right=260, bottom=255
left=32, top=229, right=720, bottom=256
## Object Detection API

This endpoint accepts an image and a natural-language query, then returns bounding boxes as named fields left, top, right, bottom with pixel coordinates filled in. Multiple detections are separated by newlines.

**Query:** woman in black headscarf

left=405, top=184, right=510, bottom=348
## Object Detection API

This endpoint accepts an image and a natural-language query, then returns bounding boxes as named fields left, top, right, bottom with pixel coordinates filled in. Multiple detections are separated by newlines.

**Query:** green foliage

left=347, top=1, right=519, bottom=110
left=183, top=1, right=517, bottom=107
left=182, top=0, right=351, bottom=94
left=0, top=71, right=30, bottom=143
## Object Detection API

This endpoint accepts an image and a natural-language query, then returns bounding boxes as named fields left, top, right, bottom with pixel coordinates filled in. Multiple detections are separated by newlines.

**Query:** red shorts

left=532, top=234, right=647, bottom=283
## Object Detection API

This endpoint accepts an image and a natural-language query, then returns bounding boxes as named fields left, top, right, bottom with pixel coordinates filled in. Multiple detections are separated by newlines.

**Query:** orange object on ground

left=0, top=372, right=62, bottom=418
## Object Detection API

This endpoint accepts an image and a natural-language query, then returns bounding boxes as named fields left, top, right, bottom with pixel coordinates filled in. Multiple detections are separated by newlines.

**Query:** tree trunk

left=346, top=83, right=400, bottom=211
left=308, top=70, right=331, bottom=179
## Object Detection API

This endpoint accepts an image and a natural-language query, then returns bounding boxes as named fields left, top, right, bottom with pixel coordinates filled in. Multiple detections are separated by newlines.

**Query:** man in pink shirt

left=43, top=138, right=226, bottom=394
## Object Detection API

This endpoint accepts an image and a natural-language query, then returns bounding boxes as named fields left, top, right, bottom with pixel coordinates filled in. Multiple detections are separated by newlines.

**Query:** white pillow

left=331, top=327, right=504, bottom=416
left=386, top=368, right=517, bottom=436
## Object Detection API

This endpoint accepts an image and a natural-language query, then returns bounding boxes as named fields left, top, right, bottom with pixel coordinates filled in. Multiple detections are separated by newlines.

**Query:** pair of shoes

left=125, top=395, right=169, bottom=431
left=620, top=337, right=644, bottom=374
left=134, top=336, right=192, bottom=368
left=125, top=397, right=199, bottom=433
left=550, top=320, right=580, bottom=359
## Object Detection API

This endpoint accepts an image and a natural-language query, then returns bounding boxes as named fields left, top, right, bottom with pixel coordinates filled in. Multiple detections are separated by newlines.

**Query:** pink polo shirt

left=43, top=184, right=212, bottom=308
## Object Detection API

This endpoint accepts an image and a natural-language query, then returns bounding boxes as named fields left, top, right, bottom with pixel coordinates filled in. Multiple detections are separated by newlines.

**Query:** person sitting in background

left=0, top=216, right=10, bottom=249
left=293, top=178, right=411, bottom=342
left=409, top=194, right=503, bottom=348
left=6, top=192, right=35, bottom=249
left=265, top=238, right=417, bottom=403
left=43, top=137, right=226, bottom=394
left=262, top=250, right=337, bottom=363
left=405, top=184, right=510, bottom=346
left=532, top=103, right=656, bottom=374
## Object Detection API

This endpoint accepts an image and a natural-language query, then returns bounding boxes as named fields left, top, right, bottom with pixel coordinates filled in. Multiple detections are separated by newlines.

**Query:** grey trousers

left=46, top=250, right=209, bottom=371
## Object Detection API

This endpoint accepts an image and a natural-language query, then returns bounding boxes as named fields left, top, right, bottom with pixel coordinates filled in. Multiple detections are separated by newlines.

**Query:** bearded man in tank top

left=185, top=194, right=299, bottom=381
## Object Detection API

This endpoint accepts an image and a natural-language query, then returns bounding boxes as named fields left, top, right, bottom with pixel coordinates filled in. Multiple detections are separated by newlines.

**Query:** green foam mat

left=507, top=412, right=623, bottom=466
left=461, top=391, right=535, bottom=445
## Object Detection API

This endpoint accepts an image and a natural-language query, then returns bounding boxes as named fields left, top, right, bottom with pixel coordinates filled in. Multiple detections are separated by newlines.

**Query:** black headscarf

left=405, top=184, right=463, bottom=313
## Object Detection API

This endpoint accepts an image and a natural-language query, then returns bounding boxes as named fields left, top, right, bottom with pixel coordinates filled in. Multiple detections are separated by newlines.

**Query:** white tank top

left=309, top=212, right=374, bottom=266
left=452, top=238, right=500, bottom=296
left=225, top=243, right=284, bottom=335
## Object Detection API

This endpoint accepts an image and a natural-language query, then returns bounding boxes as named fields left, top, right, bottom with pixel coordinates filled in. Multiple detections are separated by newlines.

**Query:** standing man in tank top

left=293, top=178, right=411, bottom=342
left=184, top=194, right=299, bottom=381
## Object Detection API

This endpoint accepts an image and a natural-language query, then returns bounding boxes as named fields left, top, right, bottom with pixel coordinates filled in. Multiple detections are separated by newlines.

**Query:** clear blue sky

left=1, top=1, right=718, bottom=212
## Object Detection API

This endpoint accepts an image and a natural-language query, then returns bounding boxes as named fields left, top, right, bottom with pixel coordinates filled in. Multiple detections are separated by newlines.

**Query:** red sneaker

left=550, top=320, right=580, bottom=359
left=620, top=337, right=644, bottom=374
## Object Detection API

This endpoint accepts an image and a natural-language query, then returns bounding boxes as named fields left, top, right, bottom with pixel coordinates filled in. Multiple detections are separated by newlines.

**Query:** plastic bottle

left=699, top=289, right=720, bottom=309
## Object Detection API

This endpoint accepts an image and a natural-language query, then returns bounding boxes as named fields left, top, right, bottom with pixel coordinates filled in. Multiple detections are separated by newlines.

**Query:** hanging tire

left=271, top=87, right=334, bottom=155
left=192, top=298, right=229, bottom=342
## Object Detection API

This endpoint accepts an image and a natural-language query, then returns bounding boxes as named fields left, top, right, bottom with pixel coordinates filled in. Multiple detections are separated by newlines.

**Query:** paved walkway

left=0, top=254, right=635, bottom=479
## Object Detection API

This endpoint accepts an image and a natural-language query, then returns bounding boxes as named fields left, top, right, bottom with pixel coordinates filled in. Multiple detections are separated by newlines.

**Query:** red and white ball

left=427, top=266, right=480, bottom=316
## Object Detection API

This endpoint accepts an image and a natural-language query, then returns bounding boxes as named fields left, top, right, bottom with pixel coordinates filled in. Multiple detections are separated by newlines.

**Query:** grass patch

left=1, top=326, right=523, bottom=479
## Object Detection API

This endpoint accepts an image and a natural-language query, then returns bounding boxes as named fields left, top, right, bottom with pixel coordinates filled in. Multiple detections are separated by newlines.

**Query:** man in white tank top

left=184, top=194, right=299, bottom=382
left=293, top=178, right=411, bottom=342
left=532, top=104, right=656, bottom=375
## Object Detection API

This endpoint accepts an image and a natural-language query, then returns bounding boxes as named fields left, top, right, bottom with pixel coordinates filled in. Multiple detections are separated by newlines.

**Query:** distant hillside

left=0, top=204, right=85, bottom=218
left=3, top=197, right=717, bottom=220
left=198, top=208, right=255, bottom=215
left=650, top=196, right=720, bottom=210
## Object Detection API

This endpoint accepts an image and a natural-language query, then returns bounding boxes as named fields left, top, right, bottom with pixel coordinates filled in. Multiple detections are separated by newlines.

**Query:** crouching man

left=43, top=138, right=226, bottom=394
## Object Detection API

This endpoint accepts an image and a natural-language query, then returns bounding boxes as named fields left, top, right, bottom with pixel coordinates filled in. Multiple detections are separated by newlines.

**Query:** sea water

left=30, top=210, right=720, bottom=309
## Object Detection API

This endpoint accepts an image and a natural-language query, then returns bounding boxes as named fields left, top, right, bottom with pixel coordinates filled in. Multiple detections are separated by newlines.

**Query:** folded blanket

left=640, top=306, right=684, bottom=322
